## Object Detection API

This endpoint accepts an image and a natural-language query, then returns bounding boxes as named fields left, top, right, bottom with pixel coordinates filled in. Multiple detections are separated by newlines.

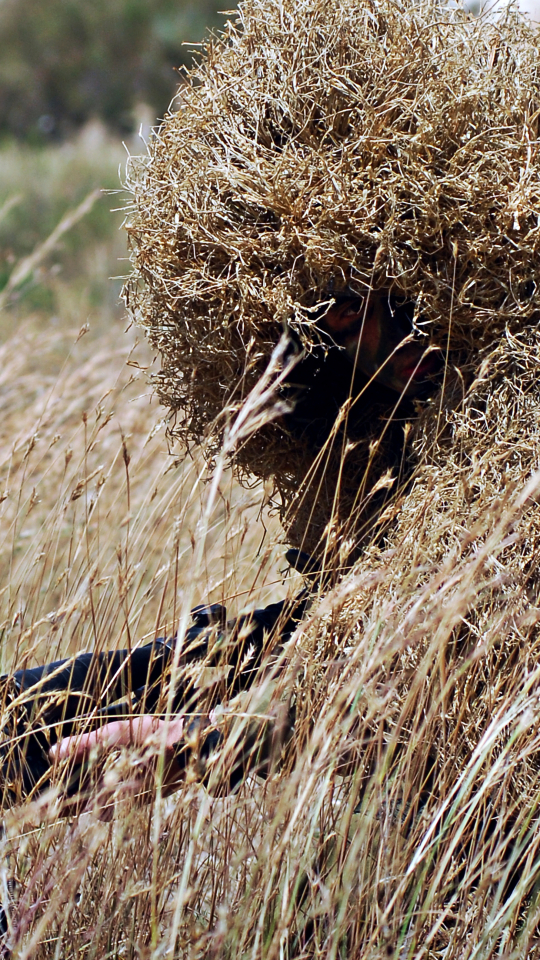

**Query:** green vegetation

left=0, top=0, right=224, bottom=140
left=0, top=131, right=127, bottom=331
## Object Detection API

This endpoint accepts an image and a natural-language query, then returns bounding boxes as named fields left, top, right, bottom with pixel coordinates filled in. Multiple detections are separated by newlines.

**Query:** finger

left=51, top=722, right=126, bottom=762
left=163, top=716, right=184, bottom=748
left=50, top=730, right=97, bottom=762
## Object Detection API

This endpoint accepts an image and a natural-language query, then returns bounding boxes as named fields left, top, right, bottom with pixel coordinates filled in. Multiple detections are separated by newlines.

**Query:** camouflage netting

left=124, top=0, right=540, bottom=559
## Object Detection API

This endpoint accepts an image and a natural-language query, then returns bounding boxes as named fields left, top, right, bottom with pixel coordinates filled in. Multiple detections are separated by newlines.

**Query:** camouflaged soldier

left=41, top=293, right=442, bottom=806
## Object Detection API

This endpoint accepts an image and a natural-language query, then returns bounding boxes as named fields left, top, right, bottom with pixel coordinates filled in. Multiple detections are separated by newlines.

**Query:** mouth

left=398, top=347, right=442, bottom=381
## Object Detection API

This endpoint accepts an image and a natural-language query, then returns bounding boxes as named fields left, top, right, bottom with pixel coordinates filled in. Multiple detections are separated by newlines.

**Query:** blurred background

left=0, top=0, right=225, bottom=337
left=0, top=0, right=224, bottom=141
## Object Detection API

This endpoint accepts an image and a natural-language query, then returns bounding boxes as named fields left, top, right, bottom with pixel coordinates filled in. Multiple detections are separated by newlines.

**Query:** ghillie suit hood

left=124, top=0, right=540, bottom=560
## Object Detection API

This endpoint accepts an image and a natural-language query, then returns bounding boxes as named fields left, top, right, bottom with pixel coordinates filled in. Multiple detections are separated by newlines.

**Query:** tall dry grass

left=5, top=335, right=540, bottom=958
left=2, top=125, right=540, bottom=960
left=0, top=136, right=299, bottom=958
left=0, top=354, right=538, bottom=959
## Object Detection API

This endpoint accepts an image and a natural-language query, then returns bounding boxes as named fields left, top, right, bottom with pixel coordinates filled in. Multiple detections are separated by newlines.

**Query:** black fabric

left=0, top=590, right=309, bottom=804
left=171, top=712, right=292, bottom=796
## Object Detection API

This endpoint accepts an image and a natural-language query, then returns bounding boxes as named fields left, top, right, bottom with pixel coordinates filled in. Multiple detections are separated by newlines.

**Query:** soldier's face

left=323, top=296, right=441, bottom=397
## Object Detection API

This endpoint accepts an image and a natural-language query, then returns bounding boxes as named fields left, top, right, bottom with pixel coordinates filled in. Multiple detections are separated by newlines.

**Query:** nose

left=322, top=294, right=440, bottom=397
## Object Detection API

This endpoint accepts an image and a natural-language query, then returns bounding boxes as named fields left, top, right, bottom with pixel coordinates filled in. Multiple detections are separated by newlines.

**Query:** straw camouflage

left=124, top=0, right=540, bottom=559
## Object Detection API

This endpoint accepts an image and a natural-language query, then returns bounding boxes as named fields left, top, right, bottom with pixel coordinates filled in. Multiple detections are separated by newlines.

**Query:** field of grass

left=2, top=124, right=540, bottom=960
left=0, top=130, right=303, bottom=958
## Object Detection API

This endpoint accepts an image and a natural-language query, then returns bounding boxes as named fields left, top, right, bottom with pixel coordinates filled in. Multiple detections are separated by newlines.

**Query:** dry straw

left=125, top=0, right=540, bottom=552
left=6, top=1, right=540, bottom=957
left=120, top=0, right=540, bottom=953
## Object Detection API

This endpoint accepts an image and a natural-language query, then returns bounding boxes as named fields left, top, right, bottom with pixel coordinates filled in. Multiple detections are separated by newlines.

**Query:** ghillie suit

left=121, top=1, right=540, bottom=952
left=124, top=0, right=540, bottom=562
left=298, top=327, right=540, bottom=952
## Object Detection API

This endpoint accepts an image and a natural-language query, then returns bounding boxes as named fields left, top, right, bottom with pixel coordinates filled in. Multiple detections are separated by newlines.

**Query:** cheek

left=344, top=304, right=383, bottom=366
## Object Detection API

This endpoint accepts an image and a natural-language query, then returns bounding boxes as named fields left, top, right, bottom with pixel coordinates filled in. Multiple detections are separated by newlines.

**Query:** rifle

left=0, top=550, right=316, bottom=806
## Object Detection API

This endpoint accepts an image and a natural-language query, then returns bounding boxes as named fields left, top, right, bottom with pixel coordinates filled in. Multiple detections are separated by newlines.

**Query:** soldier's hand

left=49, top=715, right=186, bottom=763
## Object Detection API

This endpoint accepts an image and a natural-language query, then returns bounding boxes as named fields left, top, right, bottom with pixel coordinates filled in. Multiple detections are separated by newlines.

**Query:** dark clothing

left=173, top=704, right=294, bottom=795
left=0, top=592, right=307, bottom=805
